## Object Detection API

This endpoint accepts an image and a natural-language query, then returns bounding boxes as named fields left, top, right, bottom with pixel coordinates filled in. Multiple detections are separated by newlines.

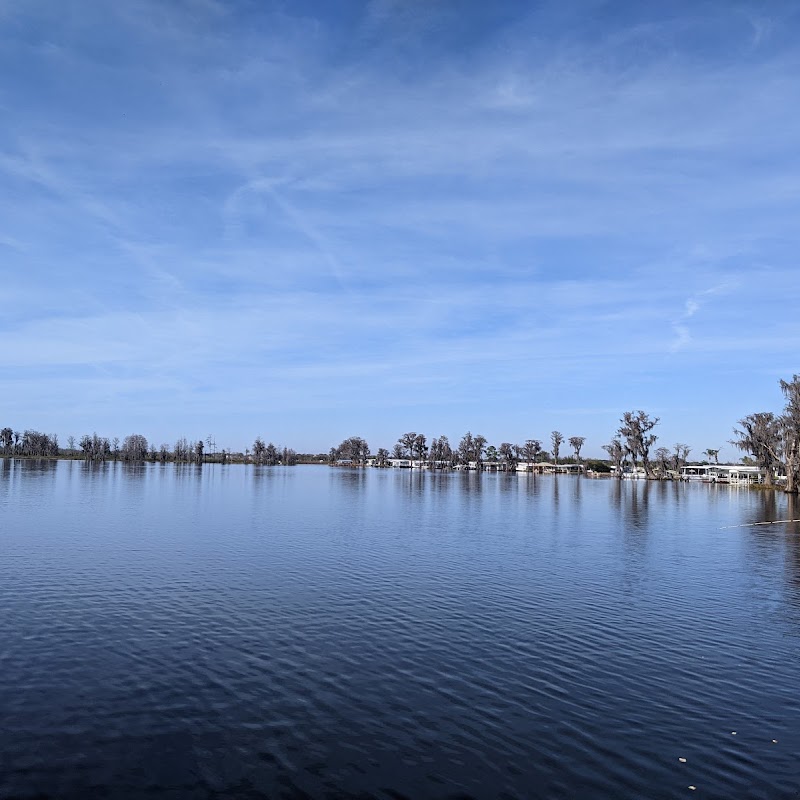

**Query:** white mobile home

left=680, top=464, right=765, bottom=484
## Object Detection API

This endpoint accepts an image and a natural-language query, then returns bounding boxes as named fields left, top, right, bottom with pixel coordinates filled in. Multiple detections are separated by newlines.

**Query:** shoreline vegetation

left=3, top=375, right=798, bottom=494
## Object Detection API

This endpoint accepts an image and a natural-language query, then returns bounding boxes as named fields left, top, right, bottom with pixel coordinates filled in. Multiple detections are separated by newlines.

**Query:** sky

left=2, top=0, right=800, bottom=458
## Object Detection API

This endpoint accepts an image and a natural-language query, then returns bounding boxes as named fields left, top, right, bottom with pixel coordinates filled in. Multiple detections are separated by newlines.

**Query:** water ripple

left=1, top=463, right=799, bottom=798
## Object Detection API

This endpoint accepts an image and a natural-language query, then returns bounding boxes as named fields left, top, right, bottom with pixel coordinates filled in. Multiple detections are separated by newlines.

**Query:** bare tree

left=498, top=442, right=517, bottom=472
left=18, top=430, right=59, bottom=457
left=79, top=434, right=92, bottom=460
left=428, top=435, right=453, bottom=468
left=174, top=437, right=189, bottom=462
left=375, top=448, right=390, bottom=467
left=453, top=431, right=487, bottom=469
left=412, top=433, right=427, bottom=465
left=474, top=434, right=487, bottom=469
left=426, top=437, right=438, bottom=468
left=457, top=431, right=474, bottom=467
left=523, top=439, right=541, bottom=465
left=79, top=432, right=110, bottom=462
left=439, top=435, right=454, bottom=467
left=703, top=448, right=720, bottom=464
left=778, top=375, right=800, bottom=493
left=618, top=411, right=659, bottom=478
left=333, top=436, right=369, bottom=466
left=603, top=438, right=625, bottom=477
left=265, top=442, right=279, bottom=465
left=569, top=436, right=586, bottom=464
left=551, top=431, right=564, bottom=466
left=655, top=446, right=671, bottom=476
left=281, top=447, right=297, bottom=466
left=672, top=443, right=691, bottom=473
left=732, top=414, right=779, bottom=486
left=121, top=434, right=149, bottom=462
left=398, top=432, right=417, bottom=468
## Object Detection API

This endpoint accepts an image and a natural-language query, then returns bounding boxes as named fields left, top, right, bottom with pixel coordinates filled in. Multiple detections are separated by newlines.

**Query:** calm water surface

left=1, top=460, right=799, bottom=799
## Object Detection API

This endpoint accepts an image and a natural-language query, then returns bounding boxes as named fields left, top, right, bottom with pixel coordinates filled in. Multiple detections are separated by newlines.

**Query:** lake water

left=1, top=459, right=799, bottom=799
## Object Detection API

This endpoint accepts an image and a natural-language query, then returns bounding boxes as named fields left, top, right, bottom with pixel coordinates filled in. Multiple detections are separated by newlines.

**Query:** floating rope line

left=720, top=519, right=800, bottom=530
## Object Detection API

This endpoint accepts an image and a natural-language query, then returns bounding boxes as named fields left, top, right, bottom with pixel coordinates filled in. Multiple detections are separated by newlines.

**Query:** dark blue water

left=1, top=459, right=799, bottom=799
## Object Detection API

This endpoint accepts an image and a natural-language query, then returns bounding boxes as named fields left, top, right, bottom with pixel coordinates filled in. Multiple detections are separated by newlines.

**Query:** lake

left=1, top=459, right=799, bottom=799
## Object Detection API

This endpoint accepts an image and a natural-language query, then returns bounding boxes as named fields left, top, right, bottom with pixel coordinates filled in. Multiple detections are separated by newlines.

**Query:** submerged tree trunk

left=780, top=376, right=800, bottom=493
left=783, top=434, right=799, bottom=493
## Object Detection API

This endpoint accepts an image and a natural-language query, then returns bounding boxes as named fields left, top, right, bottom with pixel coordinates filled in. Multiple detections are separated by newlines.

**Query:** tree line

left=0, top=429, right=298, bottom=466
left=731, top=374, right=800, bottom=493
left=5, top=374, right=798, bottom=491
left=329, top=431, right=588, bottom=471
left=602, top=413, right=693, bottom=479
left=328, top=375, right=800, bottom=495
left=0, top=429, right=59, bottom=458
left=601, top=374, right=800, bottom=493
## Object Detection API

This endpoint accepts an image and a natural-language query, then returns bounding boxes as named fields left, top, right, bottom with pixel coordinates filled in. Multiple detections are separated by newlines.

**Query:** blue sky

left=2, top=0, right=799, bottom=458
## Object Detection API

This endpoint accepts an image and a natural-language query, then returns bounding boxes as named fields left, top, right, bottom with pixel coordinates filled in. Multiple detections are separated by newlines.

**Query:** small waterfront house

left=680, top=464, right=765, bottom=484
left=555, top=463, right=584, bottom=474
left=610, top=466, right=647, bottom=479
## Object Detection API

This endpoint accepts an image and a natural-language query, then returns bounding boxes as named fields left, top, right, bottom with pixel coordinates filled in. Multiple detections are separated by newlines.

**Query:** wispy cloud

left=669, top=282, right=736, bottom=352
left=223, top=177, right=350, bottom=291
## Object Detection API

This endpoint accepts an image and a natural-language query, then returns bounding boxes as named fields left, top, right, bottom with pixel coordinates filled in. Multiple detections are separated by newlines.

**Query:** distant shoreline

left=2, top=454, right=784, bottom=490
